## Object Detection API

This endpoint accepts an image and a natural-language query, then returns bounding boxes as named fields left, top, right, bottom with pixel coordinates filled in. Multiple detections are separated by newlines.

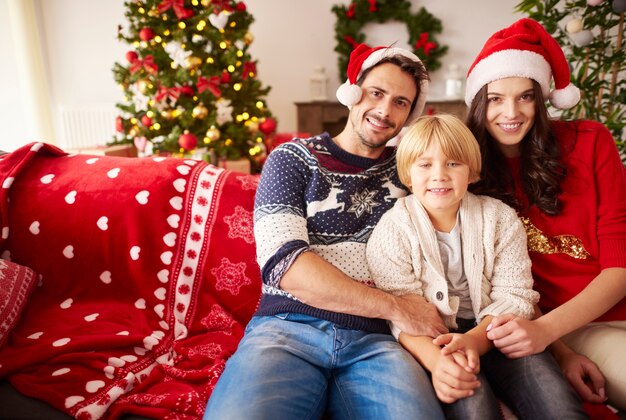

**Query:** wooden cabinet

left=295, top=99, right=467, bottom=135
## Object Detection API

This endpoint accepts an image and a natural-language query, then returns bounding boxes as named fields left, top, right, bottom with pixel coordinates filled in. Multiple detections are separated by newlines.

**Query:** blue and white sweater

left=253, top=133, right=408, bottom=333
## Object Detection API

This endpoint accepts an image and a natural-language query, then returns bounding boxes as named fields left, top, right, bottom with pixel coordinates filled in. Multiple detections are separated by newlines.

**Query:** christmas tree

left=111, top=0, right=277, bottom=167
left=516, top=0, right=625, bottom=161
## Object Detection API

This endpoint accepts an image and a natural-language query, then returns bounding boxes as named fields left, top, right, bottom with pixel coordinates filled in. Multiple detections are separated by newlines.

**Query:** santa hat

left=465, top=18, right=580, bottom=109
left=336, top=43, right=429, bottom=125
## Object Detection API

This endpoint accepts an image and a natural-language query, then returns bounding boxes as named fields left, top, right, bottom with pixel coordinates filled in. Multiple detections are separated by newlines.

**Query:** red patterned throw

left=0, top=143, right=261, bottom=419
left=0, top=260, right=37, bottom=348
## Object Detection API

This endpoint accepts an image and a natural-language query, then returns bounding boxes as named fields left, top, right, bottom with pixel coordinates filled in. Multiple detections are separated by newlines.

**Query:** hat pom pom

left=336, top=82, right=362, bottom=107
left=549, top=83, right=581, bottom=109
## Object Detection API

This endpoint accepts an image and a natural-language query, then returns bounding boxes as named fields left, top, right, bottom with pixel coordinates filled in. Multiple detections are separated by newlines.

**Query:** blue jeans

left=444, top=346, right=586, bottom=420
left=204, top=313, right=444, bottom=420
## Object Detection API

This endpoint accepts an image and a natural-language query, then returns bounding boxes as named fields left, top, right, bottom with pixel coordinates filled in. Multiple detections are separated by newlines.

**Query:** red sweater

left=508, top=120, right=626, bottom=322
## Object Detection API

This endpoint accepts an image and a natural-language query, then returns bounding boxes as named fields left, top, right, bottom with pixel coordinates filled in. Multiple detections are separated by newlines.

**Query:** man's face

left=348, top=63, right=417, bottom=157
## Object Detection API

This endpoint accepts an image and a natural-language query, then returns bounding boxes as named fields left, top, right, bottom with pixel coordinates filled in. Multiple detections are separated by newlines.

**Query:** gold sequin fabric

left=520, top=217, right=592, bottom=260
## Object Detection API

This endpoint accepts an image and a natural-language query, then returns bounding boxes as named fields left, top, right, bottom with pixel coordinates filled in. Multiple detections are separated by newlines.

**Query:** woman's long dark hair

left=467, top=81, right=566, bottom=215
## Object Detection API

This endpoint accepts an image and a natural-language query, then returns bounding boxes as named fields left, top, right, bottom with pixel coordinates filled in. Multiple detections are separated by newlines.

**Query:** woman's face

left=485, top=77, right=536, bottom=157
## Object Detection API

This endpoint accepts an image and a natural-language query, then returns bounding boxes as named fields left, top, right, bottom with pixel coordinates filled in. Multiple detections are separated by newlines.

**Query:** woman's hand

left=555, top=347, right=607, bottom=403
left=485, top=314, right=554, bottom=358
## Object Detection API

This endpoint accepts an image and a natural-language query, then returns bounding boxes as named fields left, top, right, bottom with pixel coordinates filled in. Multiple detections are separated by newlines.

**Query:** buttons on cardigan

left=436, top=291, right=444, bottom=301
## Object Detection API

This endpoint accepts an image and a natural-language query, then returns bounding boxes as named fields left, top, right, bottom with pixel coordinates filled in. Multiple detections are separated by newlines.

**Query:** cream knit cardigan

left=366, top=192, right=539, bottom=338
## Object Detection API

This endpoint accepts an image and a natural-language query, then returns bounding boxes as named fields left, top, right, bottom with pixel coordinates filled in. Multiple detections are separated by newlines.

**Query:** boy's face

left=408, top=142, right=471, bottom=226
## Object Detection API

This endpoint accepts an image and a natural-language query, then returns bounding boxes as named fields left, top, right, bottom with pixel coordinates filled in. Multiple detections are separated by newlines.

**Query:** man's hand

left=430, top=352, right=480, bottom=404
left=486, top=314, right=553, bottom=358
left=556, top=350, right=607, bottom=403
left=391, top=294, right=448, bottom=337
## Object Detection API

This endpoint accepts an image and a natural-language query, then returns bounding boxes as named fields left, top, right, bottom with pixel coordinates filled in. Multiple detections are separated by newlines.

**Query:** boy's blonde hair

left=396, top=114, right=482, bottom=187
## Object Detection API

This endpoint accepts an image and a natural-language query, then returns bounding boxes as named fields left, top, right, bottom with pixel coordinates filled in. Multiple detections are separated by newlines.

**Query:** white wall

left=0, top=0, right=522, bottom=152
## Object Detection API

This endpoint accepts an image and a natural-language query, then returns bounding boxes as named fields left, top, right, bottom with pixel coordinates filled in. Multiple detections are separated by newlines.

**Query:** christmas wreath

left=332, top=0, right=448, bottom=77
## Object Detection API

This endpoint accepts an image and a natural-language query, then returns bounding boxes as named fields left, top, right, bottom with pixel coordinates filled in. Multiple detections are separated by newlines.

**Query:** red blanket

left=0, top=143, right=261, bottom=419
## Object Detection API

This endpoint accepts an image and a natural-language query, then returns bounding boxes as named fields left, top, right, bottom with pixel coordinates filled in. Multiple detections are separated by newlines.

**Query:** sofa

left=0, top=142, right=262, bottom=419
left=1, top=142, right=623, bottom=420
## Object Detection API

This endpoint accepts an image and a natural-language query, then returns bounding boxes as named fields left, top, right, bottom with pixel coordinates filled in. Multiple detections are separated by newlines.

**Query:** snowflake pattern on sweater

left=253, top=133, right=408, bottom=332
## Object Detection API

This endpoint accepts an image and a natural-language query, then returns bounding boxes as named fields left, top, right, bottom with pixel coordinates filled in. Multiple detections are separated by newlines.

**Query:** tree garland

left=332, top=0, right=448, bottom=78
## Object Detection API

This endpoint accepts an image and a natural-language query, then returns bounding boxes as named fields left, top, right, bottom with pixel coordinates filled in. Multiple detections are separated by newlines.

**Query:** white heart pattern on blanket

left=2, top=177, right=14, bottom=189
left=63, top=245, right=74, bottom=259
left=152, top=157, right=166, bottom=162
left=157, top=269, right=169, bottom=283
left=52, top=368, right=70, bottom=376
left=29, top=221, right=40, bottom=235
left=167, top=214, right=180, bottom=228
left=65, top=396, right=85, bottom=409
left=130, top=245, right=141, bottom=260
left=53, top=337, right=71, bottom=347
left=173, top=178, right=186, bottom=193
left=97, top=216, right=109, bottom=231
left=160, top=251, right=173, bottom=265
left=177, top=165, right=191, bottom=176
left=163, top=232, right=177, bottom=247
left=65, top=190, right=77, bottom=204
left=135, top=298, right=146, bottom=309
left=170, top=196, right=183, bottom=210
left=27, top=332, right=43, bottom=339
left=107, top=168, right=121, bottom=178
left=153, top=304, right=165, bottom=318
left=84, top=313, right=99, bottom=322
left=154, top=287, right=166, bottom=300
left=60, top=298, right=73, bottom=309
left=100, top=271, right=112, bottom=284
left=135, top=190, right=149, bottom=205
left=108, top=357, right=125, bottom=367
left=86, top=157, right=99, bottom=164
left=1, top=227, right=7, bottom=239
left=86, top=380, right=105, bottom=393
left=40, top=174, right=55, bottom=184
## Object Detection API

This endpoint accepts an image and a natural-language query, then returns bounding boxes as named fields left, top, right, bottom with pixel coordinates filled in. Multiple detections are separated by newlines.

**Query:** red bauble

left=178, top=131, right=198, bottom=151
left=115, top=116, right=124, bottom=132
left=141, top=115, right=152, bottom=127
left=139, top=27, right=155, bottom=41
left=236, top=2, right=247, bottom=11
left=259, top=117, right=277, bottom=135
left=180, top=85, right=194, bottom=96
left=220, top=71, right=231, bottom=84
left=126, top=51, right=138, bottom=63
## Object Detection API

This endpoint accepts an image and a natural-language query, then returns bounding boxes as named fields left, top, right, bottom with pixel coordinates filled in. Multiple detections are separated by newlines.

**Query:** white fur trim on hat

left=465, top=49, right=552, bottom=107
left=549, top=82, right=581, bottom=109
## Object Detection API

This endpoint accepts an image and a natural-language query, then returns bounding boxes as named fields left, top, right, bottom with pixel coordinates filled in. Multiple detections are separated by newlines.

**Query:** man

left=204, top=44, right=447, bottom=419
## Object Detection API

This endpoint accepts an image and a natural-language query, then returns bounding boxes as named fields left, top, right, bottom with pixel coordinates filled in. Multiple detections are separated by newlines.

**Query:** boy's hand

left=430, top=351, right=480, bottom=404
left=434, top=333, right=481, bottom=373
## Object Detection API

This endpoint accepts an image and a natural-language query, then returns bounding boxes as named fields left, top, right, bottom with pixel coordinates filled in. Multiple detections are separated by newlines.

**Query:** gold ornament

left=136, top=78, right=150, bottom=94
left=192, top=104, right=208, bottom=119
left=206, top=126, right=221, bottom=141
left=184, top=56, right=202, bottom=70
left=247, top=120, right=259, bottom=133
left=565, top=18, right=584, bottom=34
left=244, top=32, right=254, bottom=45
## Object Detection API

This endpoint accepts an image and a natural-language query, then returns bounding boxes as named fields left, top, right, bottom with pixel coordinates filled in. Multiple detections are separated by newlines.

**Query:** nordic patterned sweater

left=253, top=133, right=409, bottom=333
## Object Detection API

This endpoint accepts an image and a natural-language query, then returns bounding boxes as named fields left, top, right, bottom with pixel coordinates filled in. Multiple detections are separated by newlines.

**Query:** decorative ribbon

left=156, top=85, right=181, bottom=103
left=415, top=32, right=437, bottom=56
left=157, top=0, right=193, bottom=19
left=130, top=55, right=158, bottom=75
left=197, top=76, right=222, bottom=97
left=242, top=62, right=256, bottom=79
left=344, top=35, right=358, bottom=48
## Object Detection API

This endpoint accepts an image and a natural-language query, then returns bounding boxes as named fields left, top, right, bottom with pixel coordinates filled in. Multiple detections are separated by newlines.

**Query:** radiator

left=59, top=104, right=118, bottom=150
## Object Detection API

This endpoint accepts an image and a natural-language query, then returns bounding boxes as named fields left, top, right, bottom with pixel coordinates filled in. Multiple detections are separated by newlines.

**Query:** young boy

left=366, top=114, right=585, bottom=419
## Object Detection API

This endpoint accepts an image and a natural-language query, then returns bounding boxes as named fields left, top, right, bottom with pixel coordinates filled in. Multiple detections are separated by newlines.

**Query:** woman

left=464, top=18, right=626, bottom=411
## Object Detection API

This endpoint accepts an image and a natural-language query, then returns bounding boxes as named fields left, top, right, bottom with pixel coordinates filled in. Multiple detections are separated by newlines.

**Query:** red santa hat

left=336, top=43, right=429, bottom=125
left=465, top=18, right=580, bottom=109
